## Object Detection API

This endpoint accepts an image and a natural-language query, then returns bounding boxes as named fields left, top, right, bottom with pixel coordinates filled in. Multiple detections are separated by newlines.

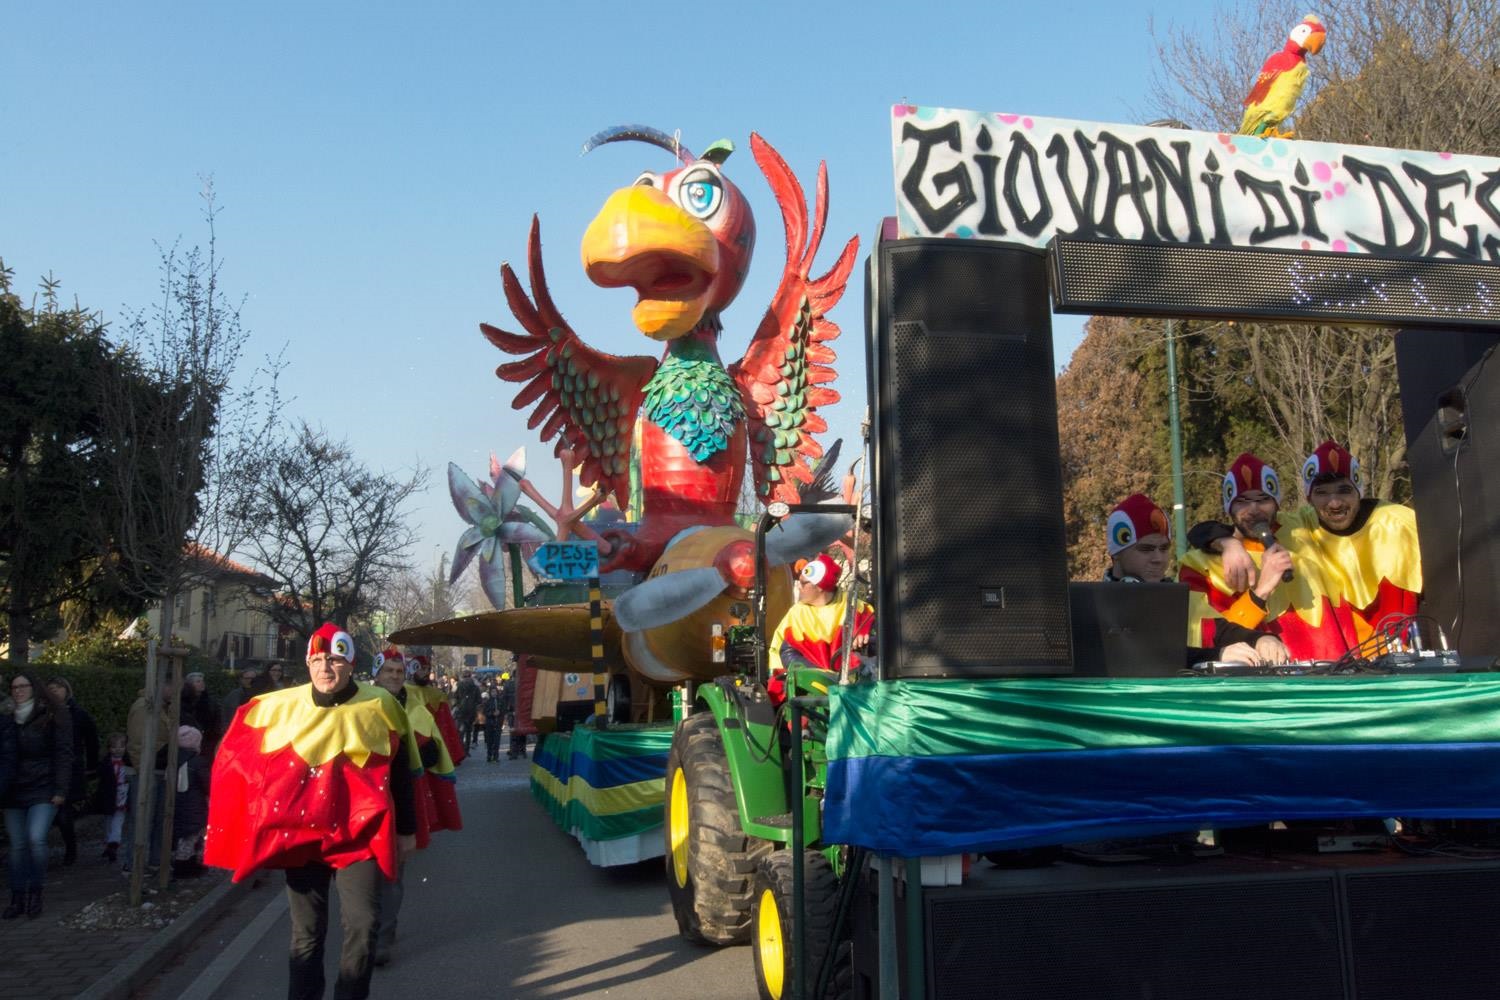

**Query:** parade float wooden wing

left=389, top=606, right=626, bottom=670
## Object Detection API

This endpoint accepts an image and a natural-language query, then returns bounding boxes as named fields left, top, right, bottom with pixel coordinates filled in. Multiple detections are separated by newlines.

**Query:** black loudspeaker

left=924, top=874, right=1346, bottom=1000
left=867, top=239, right=1071, bottom=677
left=1344, top=866, right=1500, bottom=1000
left=1395, top=329, right=1500, bottom=660
left=847, top=859, right=1500, bottom=999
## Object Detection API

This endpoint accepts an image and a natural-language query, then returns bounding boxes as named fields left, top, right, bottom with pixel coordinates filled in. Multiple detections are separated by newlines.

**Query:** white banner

left=892, top=106, right=1500, bottom=261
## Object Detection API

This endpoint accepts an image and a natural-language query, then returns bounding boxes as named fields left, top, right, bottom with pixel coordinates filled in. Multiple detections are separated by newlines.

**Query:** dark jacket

left=93, top=755, right=129, bottom=816
left=0, top=715, right=17, bottom=804
left=480, top=690, right=503, bottom=729
left=173, top=748, right=212, bottom=838
left=4, top=700, right=74, bottom=808
left=452, top=679, right=481, bottom=722
left=181, top=689, right=222, bottom=752
left=64, top=697, right=99, bottom=803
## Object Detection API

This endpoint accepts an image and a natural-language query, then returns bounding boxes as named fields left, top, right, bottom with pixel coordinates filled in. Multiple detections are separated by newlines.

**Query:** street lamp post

left=1145, top=120, right=1193, bottom=558
left=1166, top=318, right=1188, bottom=556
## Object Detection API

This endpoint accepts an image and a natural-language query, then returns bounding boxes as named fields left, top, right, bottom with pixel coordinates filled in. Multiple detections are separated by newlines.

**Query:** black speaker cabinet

left=867, top=239, right=1072, bottom=677
left=925, top=873, right=1345, bottom=1000
left=849, top=857, right=1500, bottom=999
left=1396, top=329, right=1500, bottom=661
left=1344, top=865, right=1500, bottom=999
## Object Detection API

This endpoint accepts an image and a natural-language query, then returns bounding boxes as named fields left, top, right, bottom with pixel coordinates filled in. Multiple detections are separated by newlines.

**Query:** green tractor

left=664, top=504, right=861, bottom=1000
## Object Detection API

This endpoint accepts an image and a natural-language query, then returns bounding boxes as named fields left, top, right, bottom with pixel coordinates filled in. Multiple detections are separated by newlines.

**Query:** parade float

left=392, top=125, right=860, bottom=867
left=661, top=86, right=1500, bottom=1000
left=405, top=24, right=1500, bottom=989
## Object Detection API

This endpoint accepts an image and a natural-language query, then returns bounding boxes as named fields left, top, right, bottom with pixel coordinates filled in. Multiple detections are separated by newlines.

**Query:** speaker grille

left=1053, top=237, right=1500, bottom=330
left=872, top=240, right=1072, bottom=676
left=1346, top=867, right=1500, bottom=1000
left=1397, top=330, right=1500, bottom=659
left=928, top=877, right=1346, bottom=1000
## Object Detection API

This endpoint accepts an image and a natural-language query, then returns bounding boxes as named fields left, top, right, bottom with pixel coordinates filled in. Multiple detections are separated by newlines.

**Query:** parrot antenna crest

left=581, top=124, right=695, bottom=165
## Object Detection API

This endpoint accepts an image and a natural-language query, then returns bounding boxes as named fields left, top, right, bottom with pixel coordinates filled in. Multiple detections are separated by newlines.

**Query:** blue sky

left=2, top=1, right=1212, bottom=587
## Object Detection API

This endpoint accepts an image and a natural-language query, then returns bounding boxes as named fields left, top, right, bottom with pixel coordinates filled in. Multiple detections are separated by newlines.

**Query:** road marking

left=176, top=888, right=288, bottom=1000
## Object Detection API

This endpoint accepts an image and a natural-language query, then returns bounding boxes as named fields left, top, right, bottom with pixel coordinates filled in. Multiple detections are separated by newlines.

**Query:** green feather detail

left=641, top=340, right=744, bottom=463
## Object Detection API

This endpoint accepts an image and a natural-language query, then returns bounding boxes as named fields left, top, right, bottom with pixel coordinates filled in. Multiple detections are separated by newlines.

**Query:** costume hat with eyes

left=307, top=622, right=356, bottom=661
left=799, top=553, right=841, bottom=592
left=1106, top=494, right=1171, bottom=556
left=1300, top=440, right=1362, bottom=497
left=1221, top=453, right=1283, bottom=513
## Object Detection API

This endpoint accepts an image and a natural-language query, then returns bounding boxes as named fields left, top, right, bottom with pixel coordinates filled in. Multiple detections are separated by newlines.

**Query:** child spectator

left=95, top=733, right=129, bottom=863
left=171, top=725, right=211, bottom=878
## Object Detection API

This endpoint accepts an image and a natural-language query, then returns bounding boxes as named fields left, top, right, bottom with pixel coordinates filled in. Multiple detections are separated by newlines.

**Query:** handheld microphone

left=1250, top=521, right=1293, bottom=583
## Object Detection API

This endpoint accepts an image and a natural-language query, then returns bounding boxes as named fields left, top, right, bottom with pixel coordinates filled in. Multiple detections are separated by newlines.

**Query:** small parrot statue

left=1238, top=14, right=1327, bottom=139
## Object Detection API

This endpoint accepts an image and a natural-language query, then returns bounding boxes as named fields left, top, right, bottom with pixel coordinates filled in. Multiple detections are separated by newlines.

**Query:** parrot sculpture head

left=580, top=127, right=757, bottom=341
left=1287, top=14, right=1326, bottom=56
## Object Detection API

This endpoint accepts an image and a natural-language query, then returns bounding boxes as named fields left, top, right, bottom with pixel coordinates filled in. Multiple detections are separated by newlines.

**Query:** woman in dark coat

left=3, top=670, right=73, bottom=919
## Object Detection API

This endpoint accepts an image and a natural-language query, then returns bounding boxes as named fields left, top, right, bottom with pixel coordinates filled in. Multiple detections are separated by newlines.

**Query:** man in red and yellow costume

left=1193, top=441, right=1422, bottom=654
left=207, top=623, right=418, bottom=1000
left=767, top=554, right=874, bottom=704
left=1180, top=453, right=1355, bottom=660
left=369, top=649, right=461, bottom=968
left=402, top=654, right=465, bottom=767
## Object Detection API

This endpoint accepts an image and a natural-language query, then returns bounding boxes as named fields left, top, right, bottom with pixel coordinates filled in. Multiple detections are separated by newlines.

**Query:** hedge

left=1, top=661, right=240, bottom=743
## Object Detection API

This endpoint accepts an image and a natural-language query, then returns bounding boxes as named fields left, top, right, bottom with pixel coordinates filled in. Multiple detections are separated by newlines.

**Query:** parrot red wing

left=729, top=134, right=859, bottom=502
left=482, top=216, right=659, bottom=509
left=1243, top=49, right=1300, bottom=109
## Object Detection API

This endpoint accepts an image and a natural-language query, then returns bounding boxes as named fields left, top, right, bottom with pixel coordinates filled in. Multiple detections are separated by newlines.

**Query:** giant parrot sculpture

left=400, top=127, right=859, bottom=690
left=1238, top=14, right=1327, bottom=139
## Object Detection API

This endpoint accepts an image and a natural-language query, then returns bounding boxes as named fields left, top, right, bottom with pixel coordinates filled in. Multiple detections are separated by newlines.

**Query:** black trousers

left=285, top=859, right=382, bottom=1000
left=375, top=858, right=403, bottom=956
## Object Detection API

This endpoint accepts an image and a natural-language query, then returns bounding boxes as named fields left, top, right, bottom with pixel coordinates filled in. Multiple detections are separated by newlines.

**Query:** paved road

left=144, top=754, right=759, bottom=999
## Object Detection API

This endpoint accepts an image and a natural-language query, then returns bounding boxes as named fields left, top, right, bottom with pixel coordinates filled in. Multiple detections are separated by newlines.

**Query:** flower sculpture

left=447, top=448, right=553, bottom=608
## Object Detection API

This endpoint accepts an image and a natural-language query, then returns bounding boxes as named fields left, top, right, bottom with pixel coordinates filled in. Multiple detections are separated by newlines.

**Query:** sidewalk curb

left=76, top=876, right=254, bottom=1000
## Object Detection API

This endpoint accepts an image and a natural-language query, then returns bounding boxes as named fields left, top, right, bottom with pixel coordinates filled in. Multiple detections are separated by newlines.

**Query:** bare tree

left=380, top=559, right=466, bottom=634
left=232, top=422, right=426, bottom=646
left=88, top=181, right=277, bottom=904
left=94, top=182, right=276, bottom=648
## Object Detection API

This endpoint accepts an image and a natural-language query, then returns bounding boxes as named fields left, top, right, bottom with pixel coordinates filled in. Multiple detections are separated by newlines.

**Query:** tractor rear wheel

left=664, top=711, right=768, bottom=945
left=751, top=849, right=845, bottom=1000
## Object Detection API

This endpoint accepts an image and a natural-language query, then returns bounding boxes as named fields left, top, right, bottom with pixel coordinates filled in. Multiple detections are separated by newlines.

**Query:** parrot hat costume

left=1221, top=452, right=1283, bottom=513
left=205, top=623, right=420, bottom=882
left=1301, top=439, right=1363, bottom=496
left=799, top=553, right=841, bottom=592
left=1106, top=493, right=1171, bottom=556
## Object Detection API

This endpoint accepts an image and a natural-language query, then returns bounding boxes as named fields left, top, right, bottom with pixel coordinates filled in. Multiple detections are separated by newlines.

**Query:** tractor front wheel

left=751, top=849, right=846, bottom=1000
left=664, top=711, right=767, bottom=945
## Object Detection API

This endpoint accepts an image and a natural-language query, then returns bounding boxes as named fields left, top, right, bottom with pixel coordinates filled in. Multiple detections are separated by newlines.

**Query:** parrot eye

left=673, top=166, right=724, bottom=220
left=634, top=172, right=658, bottom=188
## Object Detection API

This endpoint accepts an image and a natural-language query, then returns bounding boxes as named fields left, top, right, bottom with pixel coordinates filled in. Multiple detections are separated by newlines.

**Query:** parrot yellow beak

left=582, top=186, right=720, bottom=341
